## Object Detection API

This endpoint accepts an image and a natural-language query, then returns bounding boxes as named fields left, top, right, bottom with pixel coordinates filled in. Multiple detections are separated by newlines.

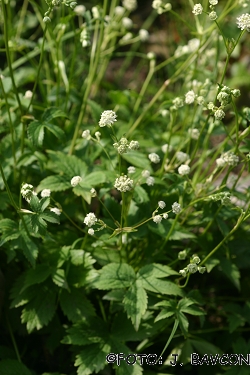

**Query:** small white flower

left=178, top=164, right=190, bottom=176
left=148, top=153, right=160, bottom=163
left=74, top=5, right=86, bottom=15
left=41, top=189, right=51, bottom=197
left=179, top=269, right=187, bottom=277
left=172, top=202, right=181, bottom=214
left=142, top=170, right=151, bottom=178
left=92, top=6, right=99, bottom=19
left=146, top=176, right=155, bottom=186
left=198, top=266, right=206, bottom=274
left=185, top=90, right=196, bottom=104
left=21, top=183, right=34, bottom=202
left=160, top=109, right=169, bottom=117
left=158, top=201, right=166, bottom=209
left=231, top=89, right=241, bottom=97
left=43, top=16, right=51, bottom=23
left=88, top=228, right=95, bottom=235
left=24, top=90, right=33, bottom=99
left=207, top=102, right=215, bottom=110
left=178, top=250, right=187, bottom=260
left=192, top=4, right=203, bottom=15
left=95, top=131, right=101, bottom=141
left=122, top=17, right=133, bottom=29
left=163, top=213, right=168, bottom=219
left=50, top=207, right=61, bottom=215
left=121, top=32, right=133, bottom=42
left=84, top=212, right=97, bottom=227
left=90, top=188, right=97, bottom=197
left=209, top=0, right=218, bottom=5
left=115, top=6, right=125, bottom=16
left=82, top=129, right=91, bottom=139
left=71, top=176, right=82, bottom=187
left=188, top=128, right=200, bottom=140
left=114, top=175, right=134, bottom=192
left=214, top=109, right=225, bottom=120
left=221, top=151, right=239, bottom=166
left=153, top=215, right=162, bottom=224
left=191, top=254, right=201, bottom=264
left=127, top=166, right=136, bottom=174
left=122, top=0, right=137, bottom=11
left=172, top=97, right=184, bottom=109
left=236, top=13, right=250, bottom=32
left=209, top=11, right=217, bottom=20
left=147, top=52, right=156, bottom=60
left=139, top=29, right=149, bottom=41
left=99, top=110, right=117, bottom=127
left=176, top=151, right=189, bottom=163
left=196, top=96, right=205, bottom=105
left=161, top=143, right=172, bottom=153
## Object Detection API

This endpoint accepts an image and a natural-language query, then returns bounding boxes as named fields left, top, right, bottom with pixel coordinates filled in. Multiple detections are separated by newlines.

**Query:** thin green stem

left=5, top=312, right=22, bottom=363
left=157, top=319, right=179, bottom=364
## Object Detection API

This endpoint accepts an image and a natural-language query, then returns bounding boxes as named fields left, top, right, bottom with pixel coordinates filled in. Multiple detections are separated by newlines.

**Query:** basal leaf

left=41, top=107, right=68, bottom=123
left=75, top=344, right=111, bottom=375
left=60, top=288, right=95, bottom=322
left=20, top=232, right=38, bottom=268
left=21, top=286, right=57, bottom=333
left=27, top=120, right=45, bottom=147
left=123, top=281, right=148, bottom=331
left=22, top=264, right=52, bottom=292
left=93, top=263, right=136, bottom=290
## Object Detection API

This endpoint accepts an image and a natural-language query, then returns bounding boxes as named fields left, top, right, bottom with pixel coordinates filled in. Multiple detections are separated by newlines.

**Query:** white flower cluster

left=171, top=97, right=184, bottom=110
left=41, top=189, right=51, bottom=197
left=237, top=13, right=250, bottom=32
left=74, top=5, right=86, bottom=16
left=99, top=110, right=117, bottom=127
left=84, top=212, right=97, bottom=227
left=122, top=0, right=137, bottom=11
left=176, top=151, right=189, bottom=163
left=209, top=192, right=231, bottom=206
left=71, top=176, right=82, bottom=187
left=179, top=254, right=206, bottom=277
left=80, top=27, right=90, bottom=48
left=192, top=4, right=203, bottom=15
left=152, top=0, right=172, bottom=14
left=148, top=153, right=161, bottom=164
left=139, top=29, right=149, bottom=41
left=113, top=138, right=139, bottom=154
left=21, top=183, right=35, bottom=203
left=188, top=128, right=200, bottom=140
left=127, top=166, right=136, bottom=174
left=172, top=202, right=181, bottom=214
left=162, top=143, right=173, bottom=153
left=122, top=17, right=133, bottom=29
left=114, top=175, right=134, bottom=192
left=185, top=90, right=196, bottom=104
left=216, top=151, right=239, bottom=167
left=152, top=200, right=168, bottom=223
left=178, top=164, right=190, bottom=176
left=209, top=0, right=218, bottom=5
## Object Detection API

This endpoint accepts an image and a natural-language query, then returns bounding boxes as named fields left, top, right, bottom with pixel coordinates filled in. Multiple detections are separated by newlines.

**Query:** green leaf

left=70, top=250, right=96, bottom=266
left=204, top=258, right=220, bottom=273
left=138, top=277, right=183, bottom=296
left=52, top=269, right=69, bottom=290
left=20, top=232, right=38, bottom=268
left=81, top=171, right=107, bottom=186
left=37, top=175, right=70, bottom=192
left=21, top=286, right=57, bottom=332
left=177, top=311, right=189, bottom=336
left=30, top=214, right=47, bottom=235
left=93, top=263, right=136, bottom=290
left=29, top=195, right=41, bottom=212
left=122, top=151, right=152, bottom=169
left=190, top=338, right=223, bottom=356
left=0, top=359, right=32, bottom=375
left=133, top=185, right=149, bottom=204
left=46, top=151, right=88, bottom=179
left=40, top=212, right=60, bottom=225
left=123, top=281, right=148, bottom=331
left=40, top=197, right=50, bottom=212
left=220, top=258, right=241, bottom=290
left=60, top=288, right=95, bottom=322
left=44, top=123, right=65, bottom=141
left=28, top=120, right=45, bottom=147
left=22, top=264, right=51, bottom=292
left=154, top=309, right=175, bottom=322
left=137, top=263, right=179, bottom=279
left=41, top=106, right=68, bottom=122
left=87, top=99, right=103, bottom=123
left=0, top=219, right=20, bottom=246
left=75, top=344, right=111, bottom=375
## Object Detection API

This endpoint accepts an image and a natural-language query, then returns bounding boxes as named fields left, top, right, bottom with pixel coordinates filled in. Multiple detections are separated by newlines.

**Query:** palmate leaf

left=123, top=281, right=148, bottom=331
left=37, top=175, right=71, bottom=192
left=137, top=277, right=183, bottom=297
left=46, top=151, right=88, bottom=178
left=21, top=264, right=52, bottom=292
left=27, top=120, right=44, bottom=147
left=20, top=231, right=38, bottom=268
left=41, top=106, right=68, bottom=123
left=0, top=359, right=32, bottom=375
left=52, top=268, right=69, bottom=290
left=60, top=288, right=95, bottom=322
left=21, top=285, right=57, bottom=333
left=93, top=263, right=136, bottom=290
left=0, top=219, right=20, bottom=246
left=75, top=343, right=111, bottom=375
